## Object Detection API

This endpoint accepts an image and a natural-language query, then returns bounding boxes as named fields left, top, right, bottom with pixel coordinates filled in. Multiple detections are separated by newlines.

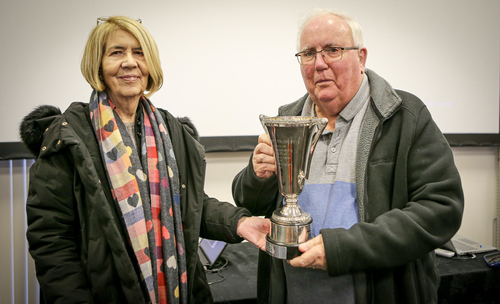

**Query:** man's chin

left=315, top=94, right=338, bottom=104
left=312, top=87, right=337, bottom=100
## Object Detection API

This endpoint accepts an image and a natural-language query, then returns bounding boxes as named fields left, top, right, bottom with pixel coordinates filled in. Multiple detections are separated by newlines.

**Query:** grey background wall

left=1, top=0, right=499, bottom=141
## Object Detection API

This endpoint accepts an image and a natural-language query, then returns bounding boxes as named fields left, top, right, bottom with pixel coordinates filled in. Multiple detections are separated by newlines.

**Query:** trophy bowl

left=260, top=115, right=327, bottom=259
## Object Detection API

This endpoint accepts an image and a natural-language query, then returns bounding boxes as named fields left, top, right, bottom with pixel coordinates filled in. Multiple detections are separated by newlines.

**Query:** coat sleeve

left=26, top=151, right=94, bottom=304
left=168, top=110, right=253, bottom=243
left=321, top=103, right=464, bottom=276
left=198, top=193, right=252, bottom=243
left=231, top=154, right=281, bottom=218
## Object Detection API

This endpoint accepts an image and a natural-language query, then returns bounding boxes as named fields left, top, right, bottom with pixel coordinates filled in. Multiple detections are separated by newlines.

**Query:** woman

left=20, top=16, right=269, bottom=304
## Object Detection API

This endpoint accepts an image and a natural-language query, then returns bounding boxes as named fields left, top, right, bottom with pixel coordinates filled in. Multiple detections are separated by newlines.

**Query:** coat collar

left=278, top=69, right=402, bottom=121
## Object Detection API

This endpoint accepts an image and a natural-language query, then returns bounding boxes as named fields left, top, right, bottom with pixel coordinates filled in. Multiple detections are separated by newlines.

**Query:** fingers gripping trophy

left=260, top=115, right=328, bottom=260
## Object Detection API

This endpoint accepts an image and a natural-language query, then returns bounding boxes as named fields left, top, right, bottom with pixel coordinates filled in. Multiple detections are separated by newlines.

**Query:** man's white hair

left=297, top=8, right=364, bottom=51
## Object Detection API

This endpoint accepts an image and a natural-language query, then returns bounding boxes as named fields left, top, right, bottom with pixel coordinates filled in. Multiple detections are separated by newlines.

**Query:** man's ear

left=359, top=48, right=367, bottom=73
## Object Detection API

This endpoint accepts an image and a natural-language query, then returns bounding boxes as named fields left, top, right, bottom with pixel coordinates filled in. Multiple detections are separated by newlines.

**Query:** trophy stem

left=281, top=195, right=305, bottom=216
left=272, top=195, right=312, bottom=224
left=284, top=194, right=298, bottom=204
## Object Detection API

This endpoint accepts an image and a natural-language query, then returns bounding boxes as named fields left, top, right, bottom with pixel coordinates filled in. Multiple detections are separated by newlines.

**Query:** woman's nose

left=122, top=52, right=138, bottom=68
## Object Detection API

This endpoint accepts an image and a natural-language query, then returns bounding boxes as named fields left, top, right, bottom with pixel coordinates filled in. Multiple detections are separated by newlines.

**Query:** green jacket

left=22, top=101, right=251, bottom=303
left=232, top=69, right=464, bottom=304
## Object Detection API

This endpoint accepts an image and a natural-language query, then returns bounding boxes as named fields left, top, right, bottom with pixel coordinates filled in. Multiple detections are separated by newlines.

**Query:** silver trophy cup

left=260, top=115, right=328, bottom=259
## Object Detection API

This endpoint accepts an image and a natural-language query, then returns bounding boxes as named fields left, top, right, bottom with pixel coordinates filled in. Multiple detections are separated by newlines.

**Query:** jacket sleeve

left=321, top=103, right=464, bottom=276
left=199, top=193, right=252, bottom=243
left=169, top=111, right=253, bottom=243
left=26, top=152, right=94, bottom=303
left=232, top=154, right=281, bottom=218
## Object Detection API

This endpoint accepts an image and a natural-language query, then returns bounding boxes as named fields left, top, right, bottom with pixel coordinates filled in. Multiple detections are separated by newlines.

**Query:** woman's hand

left=236, top=216, right=271, bottom=251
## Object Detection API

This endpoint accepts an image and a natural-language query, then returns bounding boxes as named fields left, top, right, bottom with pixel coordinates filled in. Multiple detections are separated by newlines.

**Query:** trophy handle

left=259, top=114, right=269, bottom=135
left=304, top=118, right=328, bottom=179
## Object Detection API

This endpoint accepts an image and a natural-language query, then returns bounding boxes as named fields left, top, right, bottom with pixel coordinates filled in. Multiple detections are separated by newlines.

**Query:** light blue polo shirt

left=283, top=74, right=370, bottom=304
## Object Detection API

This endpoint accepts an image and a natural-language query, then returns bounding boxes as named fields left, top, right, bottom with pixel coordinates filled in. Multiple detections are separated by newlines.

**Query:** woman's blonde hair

left=81, top=16, right=163, bottom=98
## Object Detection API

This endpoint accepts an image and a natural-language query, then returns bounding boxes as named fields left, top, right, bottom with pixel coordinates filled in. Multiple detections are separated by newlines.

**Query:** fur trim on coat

left=19, top=105, right=62, bottom=157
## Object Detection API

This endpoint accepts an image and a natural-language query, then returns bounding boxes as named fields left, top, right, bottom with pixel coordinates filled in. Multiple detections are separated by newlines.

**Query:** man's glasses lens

left=296, top=47, right=358, bottom=65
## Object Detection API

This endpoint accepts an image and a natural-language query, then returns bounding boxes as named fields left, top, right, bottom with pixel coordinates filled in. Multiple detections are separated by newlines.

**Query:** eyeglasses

left=97, top=17, right=142, bottom=25
left=295, top=47, right=359, bottom=65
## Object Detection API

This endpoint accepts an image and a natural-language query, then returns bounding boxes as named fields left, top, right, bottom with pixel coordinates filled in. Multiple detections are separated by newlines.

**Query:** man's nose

left=315, top=52, right=328, bottom=70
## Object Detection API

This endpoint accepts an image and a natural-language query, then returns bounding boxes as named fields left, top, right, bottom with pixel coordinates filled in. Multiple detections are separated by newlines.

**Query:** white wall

left=451, top=147, right=499, bottom=246
left=1, top=0, right=499, bottom=142
left=204, top=148, right=500, bottom=248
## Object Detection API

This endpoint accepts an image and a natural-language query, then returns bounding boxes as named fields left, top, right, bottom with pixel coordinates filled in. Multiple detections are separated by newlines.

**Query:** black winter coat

left=21, top=101, right=251, bottom=303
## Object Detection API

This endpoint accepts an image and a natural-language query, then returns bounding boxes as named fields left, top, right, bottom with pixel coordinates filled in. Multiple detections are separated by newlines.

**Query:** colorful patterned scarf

left=90, top=90, right=187, bottom=304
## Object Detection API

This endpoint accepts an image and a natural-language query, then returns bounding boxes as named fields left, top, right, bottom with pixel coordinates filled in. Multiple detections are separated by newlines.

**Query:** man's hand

left=252, top=134, right=277, bottom=179
left=287, top=234, right=327, bottom=271
left=236, top=216, right=271, bottom=251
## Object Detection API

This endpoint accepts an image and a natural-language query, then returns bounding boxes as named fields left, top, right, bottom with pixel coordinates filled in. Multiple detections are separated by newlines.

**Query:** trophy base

left=265, top=216, right=312, bottom=260
left=266, top=235, right=303, bottom=260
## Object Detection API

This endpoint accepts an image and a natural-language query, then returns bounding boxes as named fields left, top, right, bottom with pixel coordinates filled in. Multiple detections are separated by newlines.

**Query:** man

left=232, top=9, right=464, bottom=304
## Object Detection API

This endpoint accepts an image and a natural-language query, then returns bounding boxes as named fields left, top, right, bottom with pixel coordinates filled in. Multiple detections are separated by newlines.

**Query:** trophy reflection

left=260, top=115, right=327, bottom=259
